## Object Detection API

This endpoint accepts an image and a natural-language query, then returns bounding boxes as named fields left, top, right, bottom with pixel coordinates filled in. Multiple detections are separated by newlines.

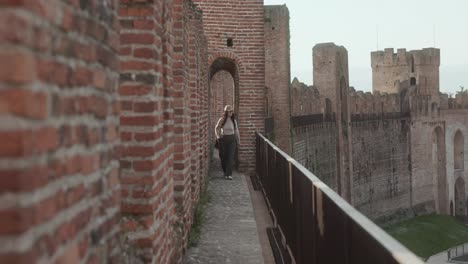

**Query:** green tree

left=456, top=86, right=468, bottom=96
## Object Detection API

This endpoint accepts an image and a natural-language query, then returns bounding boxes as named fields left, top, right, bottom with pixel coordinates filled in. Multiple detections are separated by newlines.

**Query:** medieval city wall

left=350, top=114, right=412, bottom=223
left=292, top=117, right=338, bottom=190
left=291, top=69, right=468, bottom=223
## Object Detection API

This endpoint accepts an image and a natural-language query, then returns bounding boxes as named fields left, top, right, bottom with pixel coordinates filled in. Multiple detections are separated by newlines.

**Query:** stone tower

left=371, top=48, right=440, bottom=95
left=264, top=5, right=292, bottom=154
left=313, top=43, right=353, bottom=202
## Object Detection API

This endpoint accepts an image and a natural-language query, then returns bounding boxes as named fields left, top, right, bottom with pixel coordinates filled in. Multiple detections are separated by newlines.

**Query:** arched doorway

left=210, top=70, right=235, bottom=138
left=432, top=127, right=448, bottom=214
left=209, top=57, right=240, bottom=167
left=209, top=57, right=239, bottom=141
left=454, top=130, right=465, bottom=216
left=454, top=130, right=464, bottom=170
left=455, top=177, right=466, bottom=216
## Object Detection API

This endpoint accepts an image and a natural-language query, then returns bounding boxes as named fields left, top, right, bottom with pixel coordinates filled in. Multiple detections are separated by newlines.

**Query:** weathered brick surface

left=351, top=116, right=412, bottom=223
left=292, top=122, right=338, bottom=190
left=371, top=48, right=440, bottom=95
left=264, top=5, right=291, bottom=154
left=192, top=0, right=266, bottom=174
left=119, top=0, right=177, bottom=262
left=0, top=0, right=120, bottom=262
left=119, top=0, right=209, bottom=262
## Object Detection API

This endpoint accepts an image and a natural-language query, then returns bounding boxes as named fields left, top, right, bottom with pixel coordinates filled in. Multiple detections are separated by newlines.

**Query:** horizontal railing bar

left=256, top=132, right=423, bottom=264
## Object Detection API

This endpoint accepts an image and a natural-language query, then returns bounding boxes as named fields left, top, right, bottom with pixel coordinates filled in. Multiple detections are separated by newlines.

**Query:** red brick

left=134, top=19, right=155, bottom=30
left=121, top=60, right=153, bottom=71
left=120, top=115, right=159, bottom=126
left=71, top=67, right=93, bottom=86
left=0, top=50, right=36, bottom=83
left=119, top=85, right=152, bottom=96
left=121, top=203, right=154, bottom=214
left=134, top=131, right=160, bottom=141
left=0, top=89, right=48, bottom=119
left=92, top=69, right=107, bottom=90
left=36, top=59, right=69, bottom=86
left=120, top=33, right=154, bottom=45
left=0, top=166, right=49, bottom=192
left=122, top=146, right=155, bottom=157
left=0, top=130, right=25, bottom=157
left=133, top=48, right=155, bottom=59
left=119, top=7, right=153, bottom=17
left=133, top=102, right=156, bottom=112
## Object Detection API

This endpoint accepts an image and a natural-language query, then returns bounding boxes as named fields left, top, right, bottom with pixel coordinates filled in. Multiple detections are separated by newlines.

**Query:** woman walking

left=215, top=105, right=241, bottom=180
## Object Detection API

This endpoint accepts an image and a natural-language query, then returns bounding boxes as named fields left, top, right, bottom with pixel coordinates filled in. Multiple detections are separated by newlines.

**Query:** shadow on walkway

left=184, top=150, right=268, bottom=264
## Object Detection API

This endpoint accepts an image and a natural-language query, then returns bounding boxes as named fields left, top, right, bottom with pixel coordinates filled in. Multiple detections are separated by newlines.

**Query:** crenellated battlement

left=411, top=48, right=440, bottom=66
left=371, top=48, right=440, bottom=68
left=371, top=47, right=440, bottom=95
left=349, top=89, right=401, bottom=114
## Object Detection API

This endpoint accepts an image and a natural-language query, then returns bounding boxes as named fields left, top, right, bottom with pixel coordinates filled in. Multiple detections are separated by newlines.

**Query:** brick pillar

left=313, top=43, right=353, bottom=202
left=119, top=0, right=176, bottom=262
left=171, top=0, right=200, bottom=259
left=188, top=6, right=209, bottom=205
left=264, top=5, right=292, bottom=154
left=0, top=1, right=120, bottom=263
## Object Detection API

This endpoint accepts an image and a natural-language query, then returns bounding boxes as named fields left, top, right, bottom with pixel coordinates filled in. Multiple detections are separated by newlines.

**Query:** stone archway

left=432, top=126, right=448, bottom=214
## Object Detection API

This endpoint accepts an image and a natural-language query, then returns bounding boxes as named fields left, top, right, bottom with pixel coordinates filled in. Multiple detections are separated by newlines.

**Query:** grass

left=384, top=215, right=468, bottom=259
left=187, top=190, right=211, bottom=248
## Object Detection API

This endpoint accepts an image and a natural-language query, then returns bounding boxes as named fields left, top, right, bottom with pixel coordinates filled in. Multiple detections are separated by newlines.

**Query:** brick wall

left=0, top=0, right=120, bottom=262
left=188, top=2, right=210, bottom=218
left=119, top=0, right=177, bottom=261
left=119, top=0, right=209, bottom=262
left=193, top=0, right=266, bottom=173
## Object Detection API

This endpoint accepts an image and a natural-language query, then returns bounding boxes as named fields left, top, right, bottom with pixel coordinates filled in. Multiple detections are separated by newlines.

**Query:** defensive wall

left=290, top=44, right=468, bottom=224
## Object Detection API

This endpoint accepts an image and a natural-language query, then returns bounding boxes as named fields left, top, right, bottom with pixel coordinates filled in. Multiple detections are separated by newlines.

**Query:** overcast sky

left=264, top=0, right=468, bottom=94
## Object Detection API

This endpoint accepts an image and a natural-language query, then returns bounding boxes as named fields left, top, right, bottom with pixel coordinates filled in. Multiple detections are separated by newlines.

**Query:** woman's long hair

left=221, top=111, right=237, bottom=129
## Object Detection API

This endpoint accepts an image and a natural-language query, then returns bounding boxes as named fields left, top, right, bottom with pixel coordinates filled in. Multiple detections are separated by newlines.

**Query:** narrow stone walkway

left=184, top=152, right=264, bottom=264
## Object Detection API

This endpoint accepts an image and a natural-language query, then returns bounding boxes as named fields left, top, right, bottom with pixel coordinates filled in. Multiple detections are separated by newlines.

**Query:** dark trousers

left=219, top=134, right=236, bottom=176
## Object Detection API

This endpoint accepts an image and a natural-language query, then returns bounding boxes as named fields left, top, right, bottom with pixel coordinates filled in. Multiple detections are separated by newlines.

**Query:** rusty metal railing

left=255, top=132, right=423, bottom=264
left=447, top=242, right=468, bottom=261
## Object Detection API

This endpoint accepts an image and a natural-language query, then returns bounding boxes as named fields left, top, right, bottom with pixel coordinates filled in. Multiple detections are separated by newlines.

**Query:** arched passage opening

left=210, top=70, right=235, bottom=135
left=209, top=57, right=240, bottom=168
left=454, top=130, right=464, bottom=170
left=209, top=57, right=239, bottom=142
left=454, top=130, right=465, bottom=216
left=455, top=177, right=466, bottom=216
left=432, top=126, right=448, bottom=214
